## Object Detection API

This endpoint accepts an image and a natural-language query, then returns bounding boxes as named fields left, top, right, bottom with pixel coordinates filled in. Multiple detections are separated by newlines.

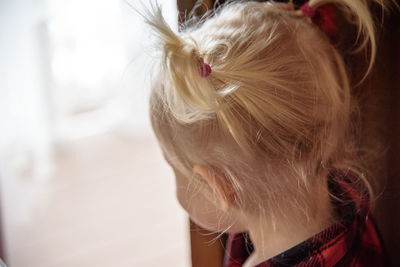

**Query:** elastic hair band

left=299, top=2, right=338, bottom=43
left=300, top=2, right=316, bottom=17
left=198, top=62, right=212, bottom=78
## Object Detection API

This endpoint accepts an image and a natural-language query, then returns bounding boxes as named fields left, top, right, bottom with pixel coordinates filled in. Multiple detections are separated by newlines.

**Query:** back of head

left=147, top=0, right=388, bottom=226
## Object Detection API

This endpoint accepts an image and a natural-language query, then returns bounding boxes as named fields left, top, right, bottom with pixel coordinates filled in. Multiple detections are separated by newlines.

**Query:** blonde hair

left=146, top=0, right=388, bottom=227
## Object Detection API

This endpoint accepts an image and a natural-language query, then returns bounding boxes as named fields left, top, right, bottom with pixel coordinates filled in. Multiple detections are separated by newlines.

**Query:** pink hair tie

left=300, top=2, right=338, bottom=43
left=300, top=2, right=316, bottom=18
left=198, top=62, right=212, bottom=78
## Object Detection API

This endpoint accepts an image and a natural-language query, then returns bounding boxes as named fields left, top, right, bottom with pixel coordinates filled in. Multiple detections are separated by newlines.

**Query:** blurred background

left=0, top=0, right=190, bottom=266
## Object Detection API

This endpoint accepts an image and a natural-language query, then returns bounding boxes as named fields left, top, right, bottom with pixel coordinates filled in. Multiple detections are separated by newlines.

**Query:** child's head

left=147, top=0, right=382, bottom=233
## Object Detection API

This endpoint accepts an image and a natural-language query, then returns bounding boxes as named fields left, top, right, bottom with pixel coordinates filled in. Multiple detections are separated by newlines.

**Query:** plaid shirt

left=224, top=171, right=385, bottom=267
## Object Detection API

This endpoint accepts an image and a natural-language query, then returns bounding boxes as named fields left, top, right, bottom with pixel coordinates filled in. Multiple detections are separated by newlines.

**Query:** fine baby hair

left=146, top=0, right=388, bottom=263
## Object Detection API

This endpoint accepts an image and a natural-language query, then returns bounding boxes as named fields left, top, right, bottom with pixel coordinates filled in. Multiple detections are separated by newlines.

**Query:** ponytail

left=308, top=0, right=386, bottom=81
left=145, top=5, right=219, bottom=123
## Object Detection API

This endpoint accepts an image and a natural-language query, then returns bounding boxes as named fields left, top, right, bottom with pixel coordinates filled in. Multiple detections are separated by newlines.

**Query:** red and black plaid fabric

left=224, top=170, right=385, bottom=267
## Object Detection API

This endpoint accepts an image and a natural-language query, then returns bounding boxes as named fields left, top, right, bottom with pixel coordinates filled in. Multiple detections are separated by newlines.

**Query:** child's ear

left=193, top=164, right=235, bottom=212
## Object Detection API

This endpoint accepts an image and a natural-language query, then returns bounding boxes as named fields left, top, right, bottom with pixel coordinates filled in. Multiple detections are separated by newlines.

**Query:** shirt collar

left=223, top=170, right=383, bottom=267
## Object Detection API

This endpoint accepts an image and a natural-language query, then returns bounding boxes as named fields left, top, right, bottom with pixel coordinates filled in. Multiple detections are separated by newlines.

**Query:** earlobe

left=193, top=164, right=234, bottom=212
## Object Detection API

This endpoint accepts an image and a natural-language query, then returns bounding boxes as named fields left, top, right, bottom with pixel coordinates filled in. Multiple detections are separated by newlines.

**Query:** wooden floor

left=2, top=132, right=190, bottom=267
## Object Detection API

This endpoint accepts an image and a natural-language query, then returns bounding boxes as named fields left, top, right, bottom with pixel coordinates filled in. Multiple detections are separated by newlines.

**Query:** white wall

left=0, top=1, right=189, bottom=267
left=0, top=0, right=178, bottom=179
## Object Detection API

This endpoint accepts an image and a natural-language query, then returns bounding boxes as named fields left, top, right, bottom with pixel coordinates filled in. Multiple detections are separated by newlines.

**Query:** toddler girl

left=145, top=0, right=389, bottom=266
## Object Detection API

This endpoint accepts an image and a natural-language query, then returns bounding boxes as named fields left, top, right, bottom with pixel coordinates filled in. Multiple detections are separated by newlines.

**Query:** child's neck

left=242, top=184, right=334, bottom=267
